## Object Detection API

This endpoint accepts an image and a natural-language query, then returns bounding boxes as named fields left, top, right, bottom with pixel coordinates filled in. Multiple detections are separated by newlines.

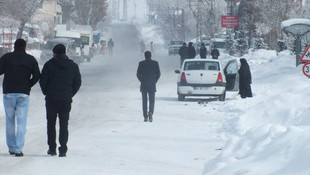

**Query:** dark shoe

left=47, top=150, right=57, bottom=156
left=148, top=112, right=153, bottom=122
left=15, top=152, right=23, bottom=157
left=59, top=152, right=66, bottom=157
left=9, top=151, right=15, bottom=155
left=144, top=117, right=148, bottom=122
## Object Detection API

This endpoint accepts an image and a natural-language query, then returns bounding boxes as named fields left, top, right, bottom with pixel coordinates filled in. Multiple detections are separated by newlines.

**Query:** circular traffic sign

left=302, top=63, right=310, bottom=77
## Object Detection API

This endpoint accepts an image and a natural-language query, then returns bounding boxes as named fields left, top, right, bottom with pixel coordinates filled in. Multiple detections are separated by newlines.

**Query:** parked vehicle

left=72, top=25, right=93, bottom=62
left=168, top=40, right=183, bottom=55
left=55, top=30, right=82, bottom=63
left=40, top=38, right=80, bottom=64
left=175, top=59, right=239, bottom=101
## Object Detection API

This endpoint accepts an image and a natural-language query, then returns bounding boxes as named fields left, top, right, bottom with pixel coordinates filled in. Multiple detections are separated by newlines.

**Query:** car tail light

left=181, top=72, right=187, bottom=83
left=216, top=72, right=223, bottom=83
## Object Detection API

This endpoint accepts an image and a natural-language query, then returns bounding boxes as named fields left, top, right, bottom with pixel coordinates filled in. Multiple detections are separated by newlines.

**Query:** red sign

left=300, top=44, right=310, bottom=62
left=302, top=63, right=310, bottom=77
left=222, top=16, right=239, bottom=28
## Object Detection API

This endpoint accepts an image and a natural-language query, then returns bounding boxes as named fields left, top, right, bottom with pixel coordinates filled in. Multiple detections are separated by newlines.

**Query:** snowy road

left=0, top=23, right=229, bottom=175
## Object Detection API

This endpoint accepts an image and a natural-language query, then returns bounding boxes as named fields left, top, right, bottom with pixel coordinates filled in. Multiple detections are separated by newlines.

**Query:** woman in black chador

left=238, top=58, right=253, bottom=98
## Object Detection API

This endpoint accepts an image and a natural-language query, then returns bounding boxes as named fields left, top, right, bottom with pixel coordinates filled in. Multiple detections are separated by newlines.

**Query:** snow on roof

left=281, top=19, right=310, bottom=35
left=281, top=18, right=310, bottom=29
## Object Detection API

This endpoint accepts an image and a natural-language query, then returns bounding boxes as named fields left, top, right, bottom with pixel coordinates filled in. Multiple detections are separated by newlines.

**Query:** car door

left=224, top=59, right=239, bottom=91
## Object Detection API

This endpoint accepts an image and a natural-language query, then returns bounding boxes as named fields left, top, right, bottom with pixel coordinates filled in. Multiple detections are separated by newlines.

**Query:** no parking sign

left=300, top=45, right=310, bottom=77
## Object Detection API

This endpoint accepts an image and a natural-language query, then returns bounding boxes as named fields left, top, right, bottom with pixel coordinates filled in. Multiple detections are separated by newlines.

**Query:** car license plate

left=194, top=87, right=209, bottom=90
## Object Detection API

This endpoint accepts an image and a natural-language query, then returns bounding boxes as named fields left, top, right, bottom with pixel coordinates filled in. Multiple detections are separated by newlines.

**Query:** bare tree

left=69, top=0, right=108, bottom=29
left=1, top=0, right=46, bottom=39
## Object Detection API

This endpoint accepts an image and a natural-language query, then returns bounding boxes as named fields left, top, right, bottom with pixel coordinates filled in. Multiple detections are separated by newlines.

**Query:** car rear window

left=184, top=61, right=219, bottom=71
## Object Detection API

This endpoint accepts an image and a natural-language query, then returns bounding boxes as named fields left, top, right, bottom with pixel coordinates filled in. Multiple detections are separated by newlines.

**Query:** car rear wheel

left=178, top=94, right=185, bottom=101
left=219, top=90, right=226, bottom=101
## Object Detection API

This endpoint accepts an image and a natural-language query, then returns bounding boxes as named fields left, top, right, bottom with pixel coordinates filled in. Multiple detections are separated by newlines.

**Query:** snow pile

left=202, top=50, right=310, bottom=175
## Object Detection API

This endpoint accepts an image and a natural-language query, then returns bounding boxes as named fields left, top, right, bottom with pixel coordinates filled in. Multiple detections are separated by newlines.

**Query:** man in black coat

left=178, top=42, right=188, bottom=67
left=136, top=51, right=161, bottom=122
left=187, top=42, right=196, bottom=59
left=0, top=39, right=40, bottom=157
left=211, top=45, right=220, bottom=59
left=199, top=43, right=207, bottom=58
left=39, top=44, right=81, bottom=157
left=238, top=58, right=252, bottom=98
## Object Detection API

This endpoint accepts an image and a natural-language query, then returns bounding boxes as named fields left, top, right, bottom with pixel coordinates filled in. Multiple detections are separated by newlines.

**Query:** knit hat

left=53, top=44, right=66, bottom=54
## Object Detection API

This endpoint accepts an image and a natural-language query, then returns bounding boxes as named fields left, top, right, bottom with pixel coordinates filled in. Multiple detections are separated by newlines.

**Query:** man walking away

left=137, top=51, right=161, bottom=122
left=211, top=45, right=220, bottom=59
left=108, top=38, right=114, bottom=56
left=0, top=39, right=40, bottom=157
left=187, top=42, right=196, bottom=59
left=40, top=44, right=81, bottom=157
left=178, top=42, right=188, bottom=67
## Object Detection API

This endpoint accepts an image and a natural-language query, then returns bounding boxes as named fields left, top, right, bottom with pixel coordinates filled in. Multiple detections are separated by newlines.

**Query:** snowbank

left=202, top=50, right=310, bottom=175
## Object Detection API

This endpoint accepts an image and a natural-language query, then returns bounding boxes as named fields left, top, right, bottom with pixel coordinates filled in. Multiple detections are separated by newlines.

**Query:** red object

left=181, top=72, right=187, bottom=83
left=222, top=16, right=239, bottom=28
left=216, top=72, right=223, bottom=83
left=300, top=44, right=310, bottom=62
left=302, top=63, right=310, bottom=77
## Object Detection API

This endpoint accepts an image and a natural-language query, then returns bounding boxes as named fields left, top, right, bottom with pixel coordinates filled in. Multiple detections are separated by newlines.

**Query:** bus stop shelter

left=281, top=18, right=310, bottom=66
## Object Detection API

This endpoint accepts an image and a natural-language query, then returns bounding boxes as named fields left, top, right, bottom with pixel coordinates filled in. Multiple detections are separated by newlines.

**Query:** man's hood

left=51, top=54, right=73, bottom=69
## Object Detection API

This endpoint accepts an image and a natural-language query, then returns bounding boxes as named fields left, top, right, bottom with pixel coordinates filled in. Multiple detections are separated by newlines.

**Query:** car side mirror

left=175, top=70, right=180, bottom=74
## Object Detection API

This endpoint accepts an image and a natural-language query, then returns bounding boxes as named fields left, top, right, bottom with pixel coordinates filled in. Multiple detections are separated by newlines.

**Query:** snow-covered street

left=0, top=22, right=226, bottom=175
left=0, top=14, right=310, bottom=175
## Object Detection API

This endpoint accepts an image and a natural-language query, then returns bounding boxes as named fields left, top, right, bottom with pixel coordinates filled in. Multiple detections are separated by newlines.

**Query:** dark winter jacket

left=211, top=48, right=220, bottom=59
left=238, top=58, right=252, bottom=98
left=179, top=46, right=188, bottom=59
left=188, top=46, right=196, bottom=59
left=39, top=54, right=81, bottom=102
left=0, top=47, right=40, bottom=95
left=137, top=59, right=161, bottom=92
left=199, top=47, right=207, bottom=58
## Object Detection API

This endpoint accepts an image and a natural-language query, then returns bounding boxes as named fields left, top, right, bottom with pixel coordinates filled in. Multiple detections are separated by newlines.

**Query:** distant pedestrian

left=39, top=44, right=82, bottom=157
left=136, top=51, right=161, bottom=122
left=211, top=45, right=220, bottom=59
left=179, top=42, right=188, bottom=67
left=187, top=42, right=196, bottom=59
left=150, top=41, right=155, bottom=55
left=199, top=43, right=207, bottom=58
left=238, top=58, right=252, bottom=99
left=140, top=40, right=145, bottom=54
left=108, top=38, right=114, bottom=56
left=0, top=39, right=40, bottom=157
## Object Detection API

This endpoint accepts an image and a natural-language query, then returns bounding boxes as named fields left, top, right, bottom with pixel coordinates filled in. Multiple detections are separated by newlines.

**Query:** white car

left=175, top=59, right=239, bottom=101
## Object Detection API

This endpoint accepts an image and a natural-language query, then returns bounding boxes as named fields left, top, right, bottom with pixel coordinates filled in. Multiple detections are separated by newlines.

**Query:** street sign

left=300, top=44, right=310, bottom=62
left=302, top=63, right=310, bottom=77
left=221, top=16, right=239, bottom=28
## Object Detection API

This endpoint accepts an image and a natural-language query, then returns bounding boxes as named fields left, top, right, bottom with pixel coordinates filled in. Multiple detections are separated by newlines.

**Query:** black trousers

left=46, top=99, right=71, bottom=154
left=141, top=91, right=155, bottom=117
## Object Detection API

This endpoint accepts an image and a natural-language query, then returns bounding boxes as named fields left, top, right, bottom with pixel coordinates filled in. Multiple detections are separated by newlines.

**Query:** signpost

left=221, top=15, right=239, bottom=28
left=300, top=45, right=310, bottom=77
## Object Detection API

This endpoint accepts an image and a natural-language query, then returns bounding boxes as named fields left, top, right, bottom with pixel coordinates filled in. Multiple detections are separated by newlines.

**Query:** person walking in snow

left=39, top=44, right=81, bottom=157
left=0, top=39, right=40, bottom=157
left=211, top=45, right=220, bottom=59
left=150, top=41, right=155, bottom=55
left=187, top=42, right=196, bottom=59
left=137, top=51, right=161, bottom=122
left=199, top=43, right=207, bottom=59
left=179, top=42, right=188, bottom=67
left=140, top=40, right=145, bottom=55
left=238, top=58, right=252, bottom=99
left=108, top=38, right=114, bottom=56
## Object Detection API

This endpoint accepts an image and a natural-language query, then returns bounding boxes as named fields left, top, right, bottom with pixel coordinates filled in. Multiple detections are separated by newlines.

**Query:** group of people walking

left=0, top=39, right=81, bottom=157
left=178, top=42, right=220, bottom=66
